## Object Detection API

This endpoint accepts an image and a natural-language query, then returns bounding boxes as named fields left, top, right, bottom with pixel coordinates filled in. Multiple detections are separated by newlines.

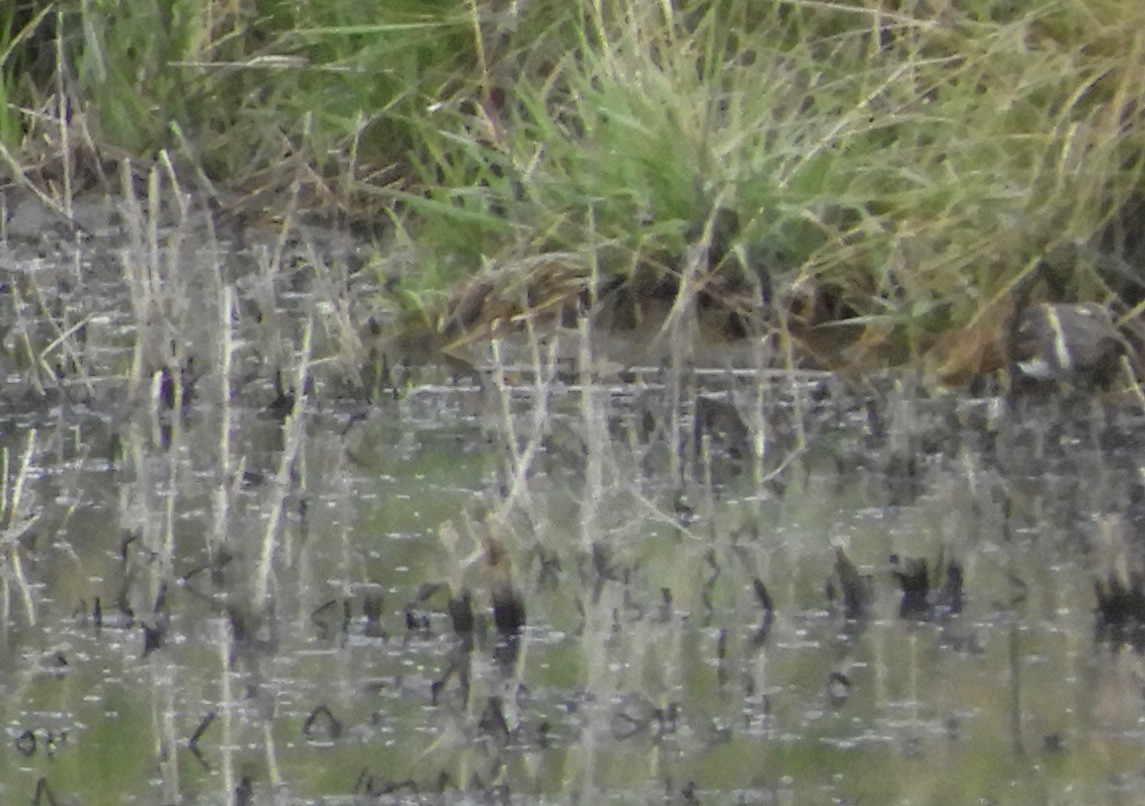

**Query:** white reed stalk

left=219, top=285, right=235, bottom=474
left=53, top=11, right=72, bottom=220
left=2, top=430, right=40, bottom=625
left=211, top=287, right=235, bottom=555
left=255, top=318, right=314, bottom=609
left=218, top=618, right=234, bottom=801
left=578, top=315, right=604, bottom=553
left=491, top=331, right=556, bottom=519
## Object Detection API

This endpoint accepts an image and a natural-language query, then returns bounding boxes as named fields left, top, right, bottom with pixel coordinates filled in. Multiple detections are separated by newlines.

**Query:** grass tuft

left=394, top=0, right=1145, bottom=367
left=5, top=0, right=1145, bottom=373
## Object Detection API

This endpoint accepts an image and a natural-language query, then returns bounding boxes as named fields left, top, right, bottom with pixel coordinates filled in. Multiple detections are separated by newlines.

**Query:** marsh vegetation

left=4, top=1, right=1145, bottom=803
left=0, top=186, right=1143, bottom=802
left=4, top=0, right=1145, bottom=369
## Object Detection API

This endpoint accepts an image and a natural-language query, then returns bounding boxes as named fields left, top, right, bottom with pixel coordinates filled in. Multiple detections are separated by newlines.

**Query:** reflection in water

left=0, top=367, right=1143, bottom=802
left=1, top=205, right=1144, bottom=801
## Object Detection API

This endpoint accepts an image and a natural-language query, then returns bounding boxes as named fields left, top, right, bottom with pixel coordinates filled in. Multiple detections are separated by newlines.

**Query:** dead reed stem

left=255, top=317, right=314, bottom=609
left=1, top=430, right=40, bottom=626
left=211, top=286, right=236, bottom=555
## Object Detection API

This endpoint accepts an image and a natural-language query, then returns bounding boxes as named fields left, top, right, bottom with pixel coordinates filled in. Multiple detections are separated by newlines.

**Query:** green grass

left=4, top=0, right=1145, bottom=369
left=388, top=0, right=1145, bottom=361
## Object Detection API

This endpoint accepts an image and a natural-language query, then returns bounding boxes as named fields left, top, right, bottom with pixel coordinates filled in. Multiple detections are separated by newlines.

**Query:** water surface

left=0, top=192, right=1143, bottom=804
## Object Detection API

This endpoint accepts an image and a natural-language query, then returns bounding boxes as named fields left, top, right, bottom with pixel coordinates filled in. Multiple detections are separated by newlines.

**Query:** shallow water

left=1, top=378, right=1143, bottom=805
left=1, top=192, right=1145, bottom=804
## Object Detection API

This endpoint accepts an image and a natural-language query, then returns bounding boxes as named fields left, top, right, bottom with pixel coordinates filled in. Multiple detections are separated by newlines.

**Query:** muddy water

left=1, top=194, right=1145, bottom=803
